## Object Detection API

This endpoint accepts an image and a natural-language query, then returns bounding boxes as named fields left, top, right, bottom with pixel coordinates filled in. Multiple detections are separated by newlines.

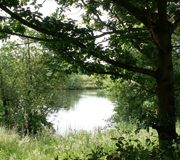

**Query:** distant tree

left=65, top=73, right=83, bottom=90
left=0, top=0, right=180, bottom=149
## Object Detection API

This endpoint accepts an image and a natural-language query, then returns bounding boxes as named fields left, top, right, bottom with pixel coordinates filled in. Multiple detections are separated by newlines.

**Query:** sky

left=0, top=0, right=84, bottom=44
left=0, top=0, right=109, bottom=47
left=37, top=0, right=109, bottom=46
left=38, top=0, right=108, bottom=25
left=38, top=0, right=84, bottom=21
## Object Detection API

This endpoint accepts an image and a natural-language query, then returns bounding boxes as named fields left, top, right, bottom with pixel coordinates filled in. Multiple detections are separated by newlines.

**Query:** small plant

left=88, top=146, right=108, bottom=160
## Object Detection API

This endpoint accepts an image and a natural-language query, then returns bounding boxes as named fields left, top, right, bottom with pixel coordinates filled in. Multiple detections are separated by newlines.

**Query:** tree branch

left=146, top=2, right=161, bottom=47
left=0, top=3, right=157, bottom=79
left=129, top=80, right=156, bottom=94
left=0, top=29, right=55, bottom=42
left=79, top=28, right=149, bottom=41
left=64, top=52, right=125, bottom=77
left=0, top=4, right=87, bottom=48
left=68, top=52, right=156, bottom=93
left=85, top=67, right=124, bottom=78
left=169, top=8, right=180, bottom=31
left=112, top=0, right=148, bottom=26
left=0, top=4, right=58, bottom=37
left=173, top=45, right=180, bottom=48
left=89, top=51, right=157, bottom=78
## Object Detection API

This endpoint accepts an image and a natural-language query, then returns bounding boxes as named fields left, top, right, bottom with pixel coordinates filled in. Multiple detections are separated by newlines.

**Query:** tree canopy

left=1, top=0, right=180, bottom=149
left=0, top=40, right=69, bottom=133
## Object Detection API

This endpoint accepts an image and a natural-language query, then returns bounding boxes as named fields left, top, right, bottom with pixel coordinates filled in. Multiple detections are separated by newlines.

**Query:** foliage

left=107, top=79, right=157, bottom=128
left=107, top=48, right=180, bottom=128
left=64, top=74, right=108, bottom=90
left=1, top=0, right=180, bottom=147
left=0, top=41, right=67, bottom=133
left=2, top=121, right=180, bottom=159
left=96, top=89, right=107, bottom=96
left=0, top=127, right=118, bottom=160
left=65, top=73, right=83, bottom=90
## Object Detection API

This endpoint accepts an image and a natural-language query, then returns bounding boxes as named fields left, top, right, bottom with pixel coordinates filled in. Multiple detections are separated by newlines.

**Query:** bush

left=66, top=74, right=83, bottom=90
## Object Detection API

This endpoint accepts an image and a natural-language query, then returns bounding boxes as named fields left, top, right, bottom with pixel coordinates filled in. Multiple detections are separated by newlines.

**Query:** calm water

left=47, top=90, right=115, bottom=134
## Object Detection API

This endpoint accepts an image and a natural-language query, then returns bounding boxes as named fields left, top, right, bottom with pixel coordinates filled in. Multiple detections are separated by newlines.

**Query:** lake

left=47, top=90, right=115, bottom=134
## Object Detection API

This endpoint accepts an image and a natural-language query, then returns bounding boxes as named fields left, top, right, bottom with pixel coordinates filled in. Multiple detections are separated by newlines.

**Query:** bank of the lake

left=1, top=87, right=178, bottom=159
left=0, top=121, right=160, bottom=160
left=64, top=74, right=111, bottom=90
left=81, top=75, right=110, bottom=89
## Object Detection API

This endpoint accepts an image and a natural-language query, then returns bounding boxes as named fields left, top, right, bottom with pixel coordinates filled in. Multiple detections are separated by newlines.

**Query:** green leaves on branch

left=0, top=40, right=67, bottom=134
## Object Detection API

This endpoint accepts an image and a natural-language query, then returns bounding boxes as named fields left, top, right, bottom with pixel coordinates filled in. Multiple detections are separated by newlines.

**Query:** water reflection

left=47, top=90, right=114, bottom=134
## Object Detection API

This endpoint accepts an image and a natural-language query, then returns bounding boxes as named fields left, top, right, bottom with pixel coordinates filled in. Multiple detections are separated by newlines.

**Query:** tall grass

left=0, top=120, right=173, bottom=160
left=0, top=127, right=118, bottom=160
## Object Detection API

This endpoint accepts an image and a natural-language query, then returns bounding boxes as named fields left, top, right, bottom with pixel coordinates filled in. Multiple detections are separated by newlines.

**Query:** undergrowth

left=0, top=121, right=180, bottom=159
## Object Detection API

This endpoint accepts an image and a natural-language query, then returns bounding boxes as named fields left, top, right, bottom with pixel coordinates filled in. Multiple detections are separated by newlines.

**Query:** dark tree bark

left=155, top=31, right=176, bottom=148
left=152, top=0, right=177, bottom=148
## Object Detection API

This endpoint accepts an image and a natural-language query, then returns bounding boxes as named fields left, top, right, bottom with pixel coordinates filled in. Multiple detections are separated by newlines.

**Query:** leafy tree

left=0, top=40, right=67, bottom=133
left=107, top=79, right=157, bottom=123
left=65, top=73, right=83, bottom=90
left=0, top=0, right=180, bottom=149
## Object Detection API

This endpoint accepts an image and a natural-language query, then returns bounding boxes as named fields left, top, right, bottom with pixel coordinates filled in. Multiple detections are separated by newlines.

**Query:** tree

left=107, top=79, right=157, bottom=124
left=0, top=40, right=67, bottom=133
left=0, top=0, right=180, bottom=148
left=65, top=73, right=83, bottom=90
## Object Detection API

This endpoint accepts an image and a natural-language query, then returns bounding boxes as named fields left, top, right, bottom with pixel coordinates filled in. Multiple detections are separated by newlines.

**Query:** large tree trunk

left=155, top=29, right=177, bottom=149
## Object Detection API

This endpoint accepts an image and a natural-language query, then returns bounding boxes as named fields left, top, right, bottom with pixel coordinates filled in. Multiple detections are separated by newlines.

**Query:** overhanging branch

left=0, top=29, right=55, bottom=42
left=129, top=80, right=156, bottom=94
left=169, top=9, right=180, bottom=31
left=66, top=54, right=127, bottom=78
left=88, top=51, right=157, bottom=78
left=79, top=28, right=149, bottom=41
left=0, top=3, right=157, bottom=79
left=112, top=0, right=148, bottom=26
left=173, top=45, right=180, bottom=48
left=65, top=52, right=156, bottom=93
left=0, top=3, right=58, bottom=37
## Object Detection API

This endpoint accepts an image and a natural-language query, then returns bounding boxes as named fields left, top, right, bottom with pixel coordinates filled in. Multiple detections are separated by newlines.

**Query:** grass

left=0, top=120, right=162, bottom=160
left=0, top=127, right=117, bottom=160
